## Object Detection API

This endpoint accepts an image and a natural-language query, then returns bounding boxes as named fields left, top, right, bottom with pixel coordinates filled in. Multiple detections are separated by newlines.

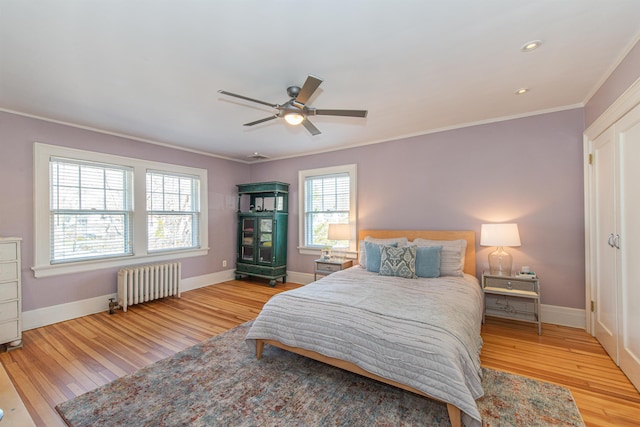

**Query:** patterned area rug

left=56, top=322, right=584, bottom=426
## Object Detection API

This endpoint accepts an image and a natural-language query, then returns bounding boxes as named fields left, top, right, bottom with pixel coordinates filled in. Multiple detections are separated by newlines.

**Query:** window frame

left=298, top=164, right=357, bottom=257
left=49, top=157, right=134, bottom=263
left=33, top=143, right=209, bottom=278
left=146, top=170, right=201, bottom=253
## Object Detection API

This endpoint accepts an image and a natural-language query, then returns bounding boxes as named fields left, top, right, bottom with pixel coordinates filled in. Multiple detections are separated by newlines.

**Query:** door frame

left=584, top=76, right=640, bottom=334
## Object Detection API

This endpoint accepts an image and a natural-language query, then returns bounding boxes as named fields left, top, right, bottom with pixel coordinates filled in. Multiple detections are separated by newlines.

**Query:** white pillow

left=412, top=238, right=466, bottom=277
left=360, top=236, right=409, bottom=268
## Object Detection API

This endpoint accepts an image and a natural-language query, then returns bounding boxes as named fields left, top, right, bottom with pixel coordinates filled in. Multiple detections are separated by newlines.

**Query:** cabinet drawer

left=0, top=301, right=18, bottom=322
left=0, top=242, right=18, bottom=262
left=0, top=281, right=18, bottom=301
left=317, top=263, right=341, bottom=273
left=0, top=262, right=18, bottom=282
left=485, top=277, right=536, bottom=292
left=0, top=320, right=19, bottom=343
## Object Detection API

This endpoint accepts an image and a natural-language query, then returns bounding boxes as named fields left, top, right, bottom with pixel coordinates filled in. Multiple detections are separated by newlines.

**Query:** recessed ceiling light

left=521, top=40, right=542, bottom=52
left=515, top=88, right=529, bottom=95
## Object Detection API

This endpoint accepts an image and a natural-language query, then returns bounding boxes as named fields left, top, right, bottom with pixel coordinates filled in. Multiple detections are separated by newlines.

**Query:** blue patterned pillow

left=364, top=241, right=398, bottom=273
left=415, top=245, right=442, bottom=278
left=379, top=245, right=417, bottom=279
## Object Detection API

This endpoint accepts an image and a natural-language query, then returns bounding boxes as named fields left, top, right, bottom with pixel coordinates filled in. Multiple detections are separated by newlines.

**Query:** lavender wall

left=0, top=112, right=248, bottom=311
left=585, top=40, right=640, bottom=128
left=0, top=107, right=587, bottom=312
left=4, top=34, right=638, bottom=316
left=250, top=109, right=586, bottom=309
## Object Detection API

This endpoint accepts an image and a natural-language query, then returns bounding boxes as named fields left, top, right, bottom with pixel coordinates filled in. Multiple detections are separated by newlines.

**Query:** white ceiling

left=2, top=1, right=640, bottom=163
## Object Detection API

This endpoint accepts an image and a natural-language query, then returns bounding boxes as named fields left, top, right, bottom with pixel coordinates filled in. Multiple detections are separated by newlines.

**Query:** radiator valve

left=108, top=298, right=120, bottom=314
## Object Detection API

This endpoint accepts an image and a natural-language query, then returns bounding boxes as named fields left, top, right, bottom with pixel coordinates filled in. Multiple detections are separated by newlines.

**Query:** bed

left=246, top=230, right=484, bottom=427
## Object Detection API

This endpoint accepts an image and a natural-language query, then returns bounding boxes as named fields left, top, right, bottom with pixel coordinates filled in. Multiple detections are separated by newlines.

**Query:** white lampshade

left=480, top=223, right=521, bottom=276
left=327, top=223, right=350, bottom=241
left=480, top=223, right=521, bottom=247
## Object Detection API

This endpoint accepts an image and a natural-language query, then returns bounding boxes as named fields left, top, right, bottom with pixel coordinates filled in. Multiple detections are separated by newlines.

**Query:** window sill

left=32, top=247, right=209, bottom=278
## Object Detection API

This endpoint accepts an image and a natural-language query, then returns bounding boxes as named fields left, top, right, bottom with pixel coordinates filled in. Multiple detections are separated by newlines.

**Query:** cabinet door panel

left=241, top=247, right=253, bottom=261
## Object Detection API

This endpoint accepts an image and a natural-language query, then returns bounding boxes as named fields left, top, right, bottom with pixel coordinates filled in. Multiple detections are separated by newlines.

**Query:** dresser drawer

left=0, top=301, right=18, bottom=322
left=0, top=242, right=18, bottom=262
left=484, top=277, right=536, bottom=292
left=0, top=281, right=18, bottom=301
left=0, top=320, right=19, bottom=343
left=0, top=262, right=18, bottom=282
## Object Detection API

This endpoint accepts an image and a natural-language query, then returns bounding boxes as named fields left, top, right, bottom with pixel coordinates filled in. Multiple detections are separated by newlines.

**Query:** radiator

left=117, top=262, right=181, bottom=312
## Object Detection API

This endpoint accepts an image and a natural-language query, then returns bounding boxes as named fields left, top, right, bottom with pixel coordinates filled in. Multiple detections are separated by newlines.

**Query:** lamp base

left=488, top=246, right=513, bottom=276
left=331, top=246, right=346, bottom=261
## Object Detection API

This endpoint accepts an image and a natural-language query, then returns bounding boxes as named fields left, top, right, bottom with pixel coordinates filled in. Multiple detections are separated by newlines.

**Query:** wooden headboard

left=358, top=230, right=476, bottom=276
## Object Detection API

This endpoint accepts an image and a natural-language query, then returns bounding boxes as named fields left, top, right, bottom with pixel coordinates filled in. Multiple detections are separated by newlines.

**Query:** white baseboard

left=21, top=269, right=585, bottom=331
left=181, top=269, right=236, bottom=291
left=22, top=269, right=238, bottom=331
left=23, top=293, right=118, bottom=331
left=541, top=304, right=586, bottom=329
left=285, top=271, right=313, bottom=285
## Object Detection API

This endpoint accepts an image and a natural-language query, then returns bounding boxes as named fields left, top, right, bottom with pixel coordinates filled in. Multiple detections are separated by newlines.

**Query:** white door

left=592, top=127, right=619, bottom=362
left=617, top=103, right=640, bottom=391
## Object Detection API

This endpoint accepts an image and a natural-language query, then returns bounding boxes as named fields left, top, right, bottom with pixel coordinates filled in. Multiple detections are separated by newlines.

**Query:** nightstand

left=314, top=259, right=353, bottom=280
left=482, top=272, right=541, bottom=335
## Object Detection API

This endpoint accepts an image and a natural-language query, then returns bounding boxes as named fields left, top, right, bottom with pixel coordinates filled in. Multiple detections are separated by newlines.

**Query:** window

left=34, top=143, right=208, bottom=278
left=146, top=171, right=200, bottom=252
left=50, top=158, right=133, bottom=263
left=298, top=164, right=357, bottom=255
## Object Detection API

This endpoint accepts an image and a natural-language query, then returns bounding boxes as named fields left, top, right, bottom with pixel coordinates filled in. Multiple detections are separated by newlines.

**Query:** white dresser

left=0, top=237, right=22, bottom=350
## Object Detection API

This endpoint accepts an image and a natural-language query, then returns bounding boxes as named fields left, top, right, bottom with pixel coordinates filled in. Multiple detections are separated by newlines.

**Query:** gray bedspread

left=246, top=266, right=484, bottom=426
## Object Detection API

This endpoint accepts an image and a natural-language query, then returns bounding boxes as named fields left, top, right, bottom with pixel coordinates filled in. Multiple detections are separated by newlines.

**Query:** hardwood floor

left=1, top=279, right=639, bottom=426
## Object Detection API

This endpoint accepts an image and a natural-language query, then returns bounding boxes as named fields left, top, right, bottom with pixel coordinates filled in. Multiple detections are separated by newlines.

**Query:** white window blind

left=146, top=171, right=200, bottom=252
left=304, top=172, right=351, bottom=247
left=50, top=157, right=133, bottom=263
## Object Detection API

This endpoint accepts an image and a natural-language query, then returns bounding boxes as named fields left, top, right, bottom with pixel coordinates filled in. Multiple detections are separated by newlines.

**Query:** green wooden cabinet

left=235, top=182, right=288, bottom=286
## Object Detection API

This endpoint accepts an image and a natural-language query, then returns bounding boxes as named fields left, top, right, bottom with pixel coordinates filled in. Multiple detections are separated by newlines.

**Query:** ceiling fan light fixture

left=219, top=74, right=367, bottom=135
left=284, top=112, right=304, bottom=125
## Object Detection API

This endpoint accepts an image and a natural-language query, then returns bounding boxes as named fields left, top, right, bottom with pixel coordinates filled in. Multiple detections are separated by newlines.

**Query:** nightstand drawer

left=485, top=277, right=536, bottom=292
left=314, top=259, right=353, bottom=281
left=316, top=263, right=342, bottom=273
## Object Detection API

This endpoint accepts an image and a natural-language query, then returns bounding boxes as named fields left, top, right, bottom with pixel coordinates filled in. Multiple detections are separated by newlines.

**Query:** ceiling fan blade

left=243, top=115, right=279, bottom=126
left=218, top=90, right=278, bottom=108
left=302, top=119, right=321, bottom=136
left=314, top=109, right=368, bottom=118
left=295, top=75, right=323, bottom=105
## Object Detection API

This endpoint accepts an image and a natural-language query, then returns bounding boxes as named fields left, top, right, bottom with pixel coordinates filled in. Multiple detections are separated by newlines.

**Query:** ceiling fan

left=218, top=74, right=368, bottom=136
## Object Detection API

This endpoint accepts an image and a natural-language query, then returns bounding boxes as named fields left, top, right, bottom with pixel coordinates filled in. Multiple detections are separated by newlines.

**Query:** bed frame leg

left=446, top=404, right=462, bottom=427
left=256, top=340, right=264, bottom=360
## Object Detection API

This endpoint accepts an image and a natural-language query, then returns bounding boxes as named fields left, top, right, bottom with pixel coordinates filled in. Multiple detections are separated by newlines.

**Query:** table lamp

left=327, top=223, right=350, bottom=260
left=480, top=223, right=521, bottom=275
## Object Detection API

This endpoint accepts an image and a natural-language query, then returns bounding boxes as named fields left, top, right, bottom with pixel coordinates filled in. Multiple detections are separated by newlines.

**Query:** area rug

left=56, top=322, right=584, bottom=427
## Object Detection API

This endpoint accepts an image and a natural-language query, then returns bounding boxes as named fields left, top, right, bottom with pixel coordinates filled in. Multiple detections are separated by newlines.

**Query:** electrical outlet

left=222, top=260, right=227, bottom=267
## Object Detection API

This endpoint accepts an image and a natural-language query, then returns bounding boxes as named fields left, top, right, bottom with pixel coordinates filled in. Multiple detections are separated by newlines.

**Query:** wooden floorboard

left=1, top=278, right=638, bottom=426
